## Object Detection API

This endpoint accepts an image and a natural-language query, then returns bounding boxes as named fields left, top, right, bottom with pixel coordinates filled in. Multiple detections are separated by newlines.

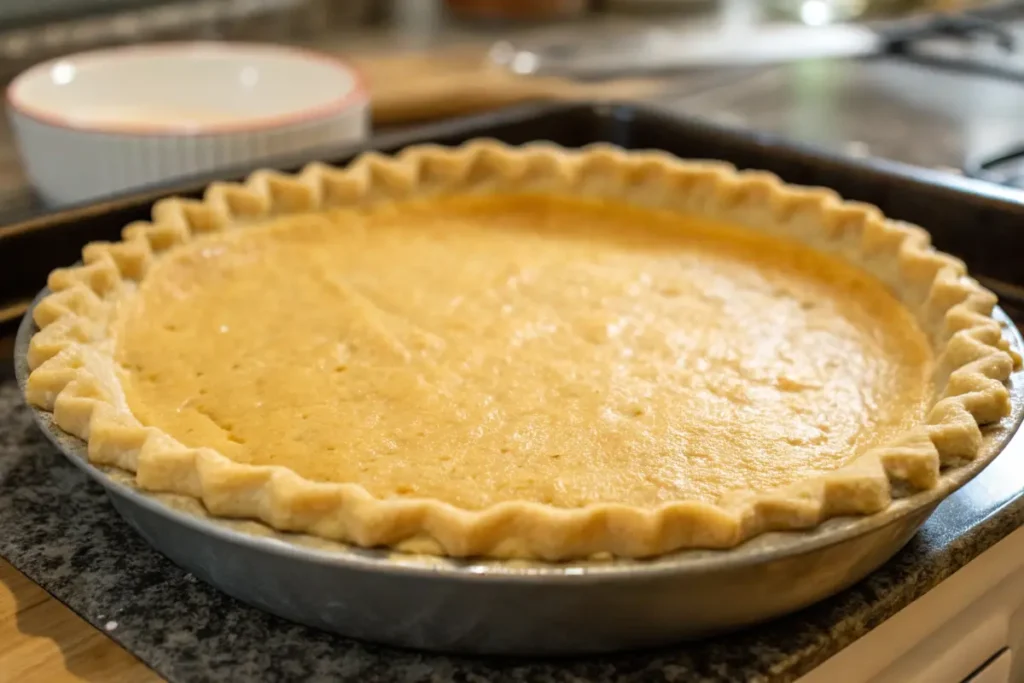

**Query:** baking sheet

left=4, top=101, right=1024, bottom=334
left=5, top=101, right=1024, bottom=674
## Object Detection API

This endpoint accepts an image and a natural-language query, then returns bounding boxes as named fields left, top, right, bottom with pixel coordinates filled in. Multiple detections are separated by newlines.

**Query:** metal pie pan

left=14, top=290, right=1024, bottom=655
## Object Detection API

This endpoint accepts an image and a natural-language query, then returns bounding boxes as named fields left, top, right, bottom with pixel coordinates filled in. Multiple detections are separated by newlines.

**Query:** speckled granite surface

left=3, top=362, right=1024, bottom=682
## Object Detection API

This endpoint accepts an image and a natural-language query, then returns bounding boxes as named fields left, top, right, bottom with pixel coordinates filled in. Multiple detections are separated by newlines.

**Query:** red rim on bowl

left=5, top=42, right=370, bottom=137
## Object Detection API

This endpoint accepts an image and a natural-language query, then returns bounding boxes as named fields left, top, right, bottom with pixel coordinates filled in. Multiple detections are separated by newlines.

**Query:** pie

left=24, top=141, right=1018, bottom=560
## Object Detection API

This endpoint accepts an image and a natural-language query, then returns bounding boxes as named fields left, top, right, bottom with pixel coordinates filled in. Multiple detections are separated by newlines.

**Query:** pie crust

left=24, top=141, right=1018, bottom=560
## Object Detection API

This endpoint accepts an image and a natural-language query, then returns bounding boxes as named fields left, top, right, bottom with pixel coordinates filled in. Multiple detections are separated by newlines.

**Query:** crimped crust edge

left=23, top=140, right=1018, bottom=560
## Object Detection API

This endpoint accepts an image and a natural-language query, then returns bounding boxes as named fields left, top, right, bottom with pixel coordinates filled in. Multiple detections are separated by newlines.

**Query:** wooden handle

left=350, top=49, right=665, bottom=126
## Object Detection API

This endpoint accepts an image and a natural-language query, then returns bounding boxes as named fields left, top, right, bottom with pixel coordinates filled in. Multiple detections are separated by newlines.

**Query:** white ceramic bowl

left=6, top=42, right=369, bottom=206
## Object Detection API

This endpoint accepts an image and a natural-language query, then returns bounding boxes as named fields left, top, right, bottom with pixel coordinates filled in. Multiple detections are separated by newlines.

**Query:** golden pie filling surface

left=115, top=193, right=935, bottom=510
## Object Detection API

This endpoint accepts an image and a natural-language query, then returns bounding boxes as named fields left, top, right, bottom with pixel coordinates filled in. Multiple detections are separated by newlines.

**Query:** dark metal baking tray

left=5, top=101, right=1024, bottom=334
left=6, top=101, right=1024, bottom=656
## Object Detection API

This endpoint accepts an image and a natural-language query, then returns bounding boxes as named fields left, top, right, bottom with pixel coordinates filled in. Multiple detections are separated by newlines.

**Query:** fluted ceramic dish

left=6, top=42, right=369, bottom=206
left=14, top=285, right=1024, bottom=655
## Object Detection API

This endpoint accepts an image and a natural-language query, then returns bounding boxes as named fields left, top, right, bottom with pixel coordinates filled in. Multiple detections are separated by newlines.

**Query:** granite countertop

left=5, top=11, right=1024, bottom=683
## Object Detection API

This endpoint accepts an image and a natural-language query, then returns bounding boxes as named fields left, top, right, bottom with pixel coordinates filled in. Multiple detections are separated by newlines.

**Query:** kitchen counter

left=0, top=558, right=157, bottom=682
left=5, top=7, right=1024, bottom=682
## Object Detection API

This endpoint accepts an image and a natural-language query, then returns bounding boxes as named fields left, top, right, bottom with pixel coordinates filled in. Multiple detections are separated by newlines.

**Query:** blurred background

left=3, top=0, right=1024, bottom=217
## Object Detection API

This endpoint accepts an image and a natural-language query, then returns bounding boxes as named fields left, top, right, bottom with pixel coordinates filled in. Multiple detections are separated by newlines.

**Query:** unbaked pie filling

left=117, top=194, right=933, bottom=509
